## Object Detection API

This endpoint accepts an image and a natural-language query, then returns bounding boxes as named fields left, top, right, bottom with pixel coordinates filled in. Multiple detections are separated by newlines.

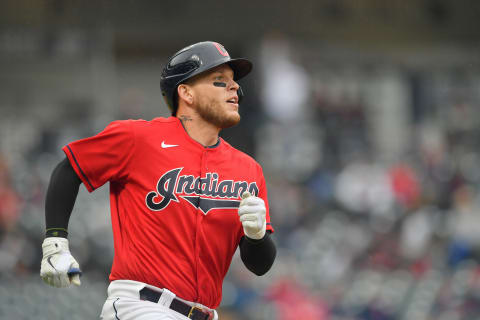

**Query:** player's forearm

left=45, top=157, right=81, bottom=238
left=239, top=231, right=276, bottom=276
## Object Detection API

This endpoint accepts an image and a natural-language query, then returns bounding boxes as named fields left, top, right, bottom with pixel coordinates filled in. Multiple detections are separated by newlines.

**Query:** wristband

left=45, top=228, right=68, bottom=238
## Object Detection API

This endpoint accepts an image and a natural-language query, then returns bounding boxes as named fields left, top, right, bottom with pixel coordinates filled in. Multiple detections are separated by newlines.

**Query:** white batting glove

left=238, top=192, right=266, bottom=240
left=40, top=237, right=82, bottom=288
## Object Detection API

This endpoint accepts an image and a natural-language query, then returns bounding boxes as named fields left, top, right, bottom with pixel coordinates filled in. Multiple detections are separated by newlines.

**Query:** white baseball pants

left=100, top=280, right=218, bottom=320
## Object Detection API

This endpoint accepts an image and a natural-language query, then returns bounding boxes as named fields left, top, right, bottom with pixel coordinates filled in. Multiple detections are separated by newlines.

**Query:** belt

left=139, top=287, right=213, bottom=320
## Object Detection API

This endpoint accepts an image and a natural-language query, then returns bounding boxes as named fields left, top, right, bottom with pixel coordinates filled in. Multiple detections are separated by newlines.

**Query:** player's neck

left=177, top=114, right=220, bottom=147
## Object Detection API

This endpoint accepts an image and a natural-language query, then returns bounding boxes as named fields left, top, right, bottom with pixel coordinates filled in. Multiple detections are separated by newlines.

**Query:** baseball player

left=40, top=41, right=276, bottom=320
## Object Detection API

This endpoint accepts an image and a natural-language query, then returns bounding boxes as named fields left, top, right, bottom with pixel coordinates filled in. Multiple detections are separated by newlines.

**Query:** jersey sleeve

left=257, top=165, right=274, bottom=234
left=62, top=120, right=135, bottom=192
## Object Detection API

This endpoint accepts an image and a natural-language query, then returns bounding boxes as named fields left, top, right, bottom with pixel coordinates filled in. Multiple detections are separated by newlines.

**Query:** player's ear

left=177, top=84, right=194, bottom=105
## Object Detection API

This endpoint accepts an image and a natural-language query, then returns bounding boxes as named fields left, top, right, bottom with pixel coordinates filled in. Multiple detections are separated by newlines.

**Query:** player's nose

left=229, top=80, right=240, bottom=91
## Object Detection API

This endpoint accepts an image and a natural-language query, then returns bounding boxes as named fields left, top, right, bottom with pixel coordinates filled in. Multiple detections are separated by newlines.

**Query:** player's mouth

left=226, top=96, right=238, bottom=107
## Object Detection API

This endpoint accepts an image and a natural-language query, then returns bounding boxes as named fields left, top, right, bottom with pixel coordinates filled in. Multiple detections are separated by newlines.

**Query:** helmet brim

left=227, top=58, right=253, bottom=81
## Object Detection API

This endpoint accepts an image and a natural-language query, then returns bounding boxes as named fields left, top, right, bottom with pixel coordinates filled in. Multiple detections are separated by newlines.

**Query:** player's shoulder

left=221, top=139, right=262, bottom=168
left=149, top=116, right=178, bottom=125
left=108, top=116, right=176, bottom=129
left=123, top=116, right=175, bottom=126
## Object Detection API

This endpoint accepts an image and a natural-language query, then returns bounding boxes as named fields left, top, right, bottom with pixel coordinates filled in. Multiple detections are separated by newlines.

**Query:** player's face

left=190, top=65, right=241, bottom=129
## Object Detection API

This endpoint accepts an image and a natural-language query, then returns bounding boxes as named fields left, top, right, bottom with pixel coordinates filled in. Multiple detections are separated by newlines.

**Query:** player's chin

left=224, top=102, right=239, bottom=115
left=219, top=111, right=241, bottom=128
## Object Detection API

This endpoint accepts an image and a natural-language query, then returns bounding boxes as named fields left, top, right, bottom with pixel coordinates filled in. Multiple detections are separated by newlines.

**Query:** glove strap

left=46, top=227, right=68, bottom=238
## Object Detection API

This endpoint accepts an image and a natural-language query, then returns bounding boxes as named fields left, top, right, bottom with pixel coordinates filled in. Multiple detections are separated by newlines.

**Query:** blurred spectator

left=0, top=156, right=21, bottom=233
left=447, top=185, right=480, bottom=268
left=335, top=159, right=395, bottom=222
left=400, top=207, right=435, bottom=261
left=388, top=162, right=421, bottom=210
left=265, top=278, right=329, bottom=320
left=259, top=34, right=310, bottom=124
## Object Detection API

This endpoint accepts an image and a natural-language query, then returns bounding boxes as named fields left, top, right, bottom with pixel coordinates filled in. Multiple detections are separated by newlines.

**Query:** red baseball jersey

left=63, top=116, right=274, bottom=308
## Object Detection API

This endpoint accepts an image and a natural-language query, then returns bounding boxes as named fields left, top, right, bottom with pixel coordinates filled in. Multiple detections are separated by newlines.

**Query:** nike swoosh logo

left=161, top=141, right=179, bottom=148
left=47, top=256, right=57, bottom=271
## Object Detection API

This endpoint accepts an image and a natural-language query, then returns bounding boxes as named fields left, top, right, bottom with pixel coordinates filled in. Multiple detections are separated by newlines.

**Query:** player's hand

left=40, top=237, right=82, bottom=288
left=238, top=192, right=266, bottom=240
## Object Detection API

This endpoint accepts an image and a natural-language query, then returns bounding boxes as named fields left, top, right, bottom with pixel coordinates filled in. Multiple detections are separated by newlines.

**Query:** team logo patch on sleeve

left=146, top=168, right=259, bottom=214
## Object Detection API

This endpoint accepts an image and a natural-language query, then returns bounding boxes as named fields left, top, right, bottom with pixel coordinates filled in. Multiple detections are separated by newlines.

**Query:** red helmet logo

left=213, top=42, right=229, bottom=57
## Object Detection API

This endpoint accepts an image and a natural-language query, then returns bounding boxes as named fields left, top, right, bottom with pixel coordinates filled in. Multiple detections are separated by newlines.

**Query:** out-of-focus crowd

left=1, top=38, right=480, bottom=320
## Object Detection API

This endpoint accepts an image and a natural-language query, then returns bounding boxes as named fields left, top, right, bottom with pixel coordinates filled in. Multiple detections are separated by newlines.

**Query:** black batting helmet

left=160, top=41, right=253, bottom=115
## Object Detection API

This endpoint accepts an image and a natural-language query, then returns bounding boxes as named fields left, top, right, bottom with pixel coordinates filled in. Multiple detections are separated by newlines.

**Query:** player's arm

left=239, top=231, right=276, bottom=276
left=40, top=157, right=83, bottom=287
left=45, top=158, right=81, bottom=235
left=238, top=192, right=276, bottom=275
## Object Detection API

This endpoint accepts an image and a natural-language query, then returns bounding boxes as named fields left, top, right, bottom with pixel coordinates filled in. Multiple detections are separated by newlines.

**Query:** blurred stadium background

left=1, top=1, right=480, bottom=319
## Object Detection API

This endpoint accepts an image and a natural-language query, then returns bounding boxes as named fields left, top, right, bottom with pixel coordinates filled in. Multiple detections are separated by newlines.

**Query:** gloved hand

left=40, top=237, right=82, bottom=288
left=238, top=192, right=266, bottom=240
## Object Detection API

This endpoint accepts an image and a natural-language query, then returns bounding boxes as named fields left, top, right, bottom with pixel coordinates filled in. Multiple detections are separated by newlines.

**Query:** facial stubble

left=196, top=98, right=240, bottom=129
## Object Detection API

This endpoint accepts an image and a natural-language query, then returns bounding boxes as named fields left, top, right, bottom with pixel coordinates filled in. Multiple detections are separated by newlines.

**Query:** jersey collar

left=174, top=117, right=223, bottom=150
